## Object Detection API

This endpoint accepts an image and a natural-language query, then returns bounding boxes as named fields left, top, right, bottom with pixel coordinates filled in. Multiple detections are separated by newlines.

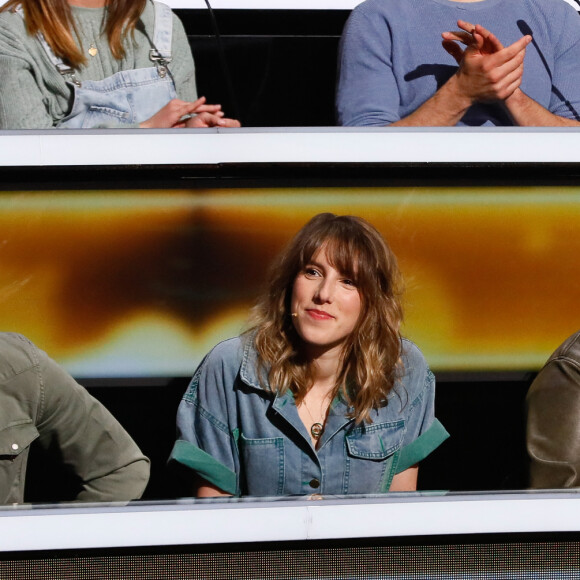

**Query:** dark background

left=25, top=372, right=533, bottom=502
left=180, top=9, right=350, bottom=127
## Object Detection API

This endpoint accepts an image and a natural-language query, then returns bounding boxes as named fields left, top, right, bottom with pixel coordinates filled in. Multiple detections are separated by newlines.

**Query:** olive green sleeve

left=34, top=342, right=150, bottom=502
left=527, top=343, right=580, bottom=488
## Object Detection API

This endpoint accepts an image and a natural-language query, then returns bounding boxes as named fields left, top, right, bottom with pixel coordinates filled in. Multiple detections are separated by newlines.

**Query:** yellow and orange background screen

left=0, top=186, right=577, bottom=378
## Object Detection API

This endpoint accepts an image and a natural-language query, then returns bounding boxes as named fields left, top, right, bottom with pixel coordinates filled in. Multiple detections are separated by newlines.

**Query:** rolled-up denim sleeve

left=170, top=342, right=241, bottom=495
left=396, top=342, right=449, bottom=473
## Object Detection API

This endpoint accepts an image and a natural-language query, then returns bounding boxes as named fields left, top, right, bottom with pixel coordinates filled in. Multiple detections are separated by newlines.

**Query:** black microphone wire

left=204, top=0, right=242, bottom=123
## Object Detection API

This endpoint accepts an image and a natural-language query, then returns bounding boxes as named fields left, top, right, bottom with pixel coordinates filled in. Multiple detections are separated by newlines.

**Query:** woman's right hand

left=139, top=96, right=224, bottom=128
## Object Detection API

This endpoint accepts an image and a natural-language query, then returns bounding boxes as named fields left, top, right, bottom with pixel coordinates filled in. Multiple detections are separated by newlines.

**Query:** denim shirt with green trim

left=170, top=336, right=449, bottom=497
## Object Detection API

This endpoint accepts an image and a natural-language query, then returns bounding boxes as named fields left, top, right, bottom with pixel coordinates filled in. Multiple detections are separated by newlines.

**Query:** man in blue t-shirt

left=336, top=0, right=580, bottom=126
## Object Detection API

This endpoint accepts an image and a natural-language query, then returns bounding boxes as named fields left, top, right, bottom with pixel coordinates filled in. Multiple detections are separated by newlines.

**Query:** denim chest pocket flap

left=0, top=421, right=39, bottom=457
left=346, top=420, right=405, bottom=460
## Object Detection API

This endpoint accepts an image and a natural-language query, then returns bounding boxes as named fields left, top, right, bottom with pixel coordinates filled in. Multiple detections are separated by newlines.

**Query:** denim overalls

left=23, top=1, right=177, bottom=128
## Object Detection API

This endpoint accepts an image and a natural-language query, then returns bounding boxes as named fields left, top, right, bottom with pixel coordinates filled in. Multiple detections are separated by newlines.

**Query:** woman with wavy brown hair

left=170, top=213, right=448, bottom=497
left=0, top=0, right=239, bottom=128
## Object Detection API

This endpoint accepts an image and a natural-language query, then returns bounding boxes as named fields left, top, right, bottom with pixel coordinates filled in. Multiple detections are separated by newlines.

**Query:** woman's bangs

left=320, top=237, right=361, bottom=282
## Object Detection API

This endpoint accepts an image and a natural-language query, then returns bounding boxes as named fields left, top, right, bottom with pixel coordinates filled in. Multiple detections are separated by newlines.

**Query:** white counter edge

left=2, top=128, right=580, bottom=167
left=1, top=493, right=580, bottom=552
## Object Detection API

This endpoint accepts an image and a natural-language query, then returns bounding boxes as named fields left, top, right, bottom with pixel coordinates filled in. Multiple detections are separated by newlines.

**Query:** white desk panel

left=2, top=128, right=580, bottom=167
left=1, top=492, right=580, bottom=552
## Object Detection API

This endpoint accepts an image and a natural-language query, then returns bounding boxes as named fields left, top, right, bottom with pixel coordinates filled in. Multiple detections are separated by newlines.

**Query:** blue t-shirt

left=336, top=0, right=580, bottom=126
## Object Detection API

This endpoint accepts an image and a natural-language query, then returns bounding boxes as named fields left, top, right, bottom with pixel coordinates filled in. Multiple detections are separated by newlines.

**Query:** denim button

left=309, top=478, right=320, bottom=489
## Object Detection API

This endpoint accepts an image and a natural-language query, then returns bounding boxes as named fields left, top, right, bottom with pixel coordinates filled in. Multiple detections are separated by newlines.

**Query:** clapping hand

left=441, top=20, right=531, bottom=103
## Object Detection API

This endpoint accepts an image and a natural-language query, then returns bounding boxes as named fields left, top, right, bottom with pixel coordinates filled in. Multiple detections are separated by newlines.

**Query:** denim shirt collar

left=238, top=338, right=356, bottom=450
left=239, top=336, right=265, bottom=390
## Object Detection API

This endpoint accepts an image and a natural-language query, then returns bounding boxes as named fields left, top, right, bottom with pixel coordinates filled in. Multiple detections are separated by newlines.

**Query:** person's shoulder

left=137, top=0, right=155, bottom=26
left=200, top=335, right=267, bottom=391
left=0, top=332, right=39, bottom=382
left=355, top=0, right=405, bottom=16
left=353, top=0, right=400, bottom=12
left=546, top=330, right=580, bottom=366
left=0, top=7, right=28, bottom=41
left=208, top=335, right=244, bottom=355
left=551, top=0, right=580, bottom=22
left=139, top=0, right=175, bottom=31
left=558, top=0, right=580, bottom=12
left=0, top=6, right=20, bottom=24
left=146, top=0, right=179, bottom=21
left=200, top=336, right=246, bottom=371
left=400, top=337, right=429, bottom=369
left=523, top=0, right=579, bottom=19
left=537, top=0, right=579, bottom=12
left=150, top=0, right=172, bottom=9
left=345, top=0, right=412, bottom=35
left=170, top=9, right=188, bottom=38
left=184, top=337, right=244, bottom=400
left=398, top=338, right=433, bottom=397
left=142, top=0, right=187, bottom=38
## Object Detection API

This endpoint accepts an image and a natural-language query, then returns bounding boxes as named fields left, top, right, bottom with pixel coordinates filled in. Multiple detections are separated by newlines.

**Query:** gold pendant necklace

left=310, top=422, right=324, bottom=439
left=88, top=43, right=98, bottom=57
left=302, top=399, right=326, bottom=440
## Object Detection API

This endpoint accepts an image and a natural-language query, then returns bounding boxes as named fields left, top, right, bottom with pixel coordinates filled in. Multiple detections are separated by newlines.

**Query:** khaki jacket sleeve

left=33, top=343, right=150, bottom=501
left=526, top=332, right=580, bottom=488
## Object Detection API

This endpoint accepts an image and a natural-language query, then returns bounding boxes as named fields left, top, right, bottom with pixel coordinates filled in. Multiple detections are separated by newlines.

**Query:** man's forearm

left=389, top=75, right=472, bottom=127
left=76, top=458, right=151, bottom=502
left=505, top=89, right=580, bottom=127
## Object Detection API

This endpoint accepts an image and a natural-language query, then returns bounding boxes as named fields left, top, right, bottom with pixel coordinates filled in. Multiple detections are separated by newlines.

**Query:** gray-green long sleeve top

left=0, top=2, right=197, bottom=128
left=0, top=333, right=150, bottom=504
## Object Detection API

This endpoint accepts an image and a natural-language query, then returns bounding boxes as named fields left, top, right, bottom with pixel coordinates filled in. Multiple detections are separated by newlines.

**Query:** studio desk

left=2, top=127, right=580, bottom=186
left=1, top=491, right=580, bottom=577
left=2, top=128, right=580, bottom=578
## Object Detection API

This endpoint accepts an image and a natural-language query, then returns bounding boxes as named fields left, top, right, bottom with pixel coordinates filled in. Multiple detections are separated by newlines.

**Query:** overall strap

left=15, top=5, right=81, bottom=85
left=149, top=0, right=173, bottom=77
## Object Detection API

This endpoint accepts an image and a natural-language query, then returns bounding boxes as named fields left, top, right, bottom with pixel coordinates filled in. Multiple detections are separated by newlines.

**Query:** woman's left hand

left=140, top=96, right=222, bottom=128
left=184, top=111, right=241, bottom=128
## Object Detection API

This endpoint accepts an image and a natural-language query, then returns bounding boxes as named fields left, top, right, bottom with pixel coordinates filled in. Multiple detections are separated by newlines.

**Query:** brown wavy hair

left=1, top=0, right=147, bottom=68
left=247, top=213, right=404, bottom=423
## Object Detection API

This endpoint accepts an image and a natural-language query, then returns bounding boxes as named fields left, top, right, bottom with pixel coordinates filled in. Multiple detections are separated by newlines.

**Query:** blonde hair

left=2, top=0, right=147, bottom=68
left=248, top=213, right=404, bottom=423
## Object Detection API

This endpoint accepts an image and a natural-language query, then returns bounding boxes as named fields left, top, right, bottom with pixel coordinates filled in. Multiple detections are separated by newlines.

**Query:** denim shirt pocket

left=344, top=420, right=405, bottom=493
left=239, top=433, right=285, bottom=496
